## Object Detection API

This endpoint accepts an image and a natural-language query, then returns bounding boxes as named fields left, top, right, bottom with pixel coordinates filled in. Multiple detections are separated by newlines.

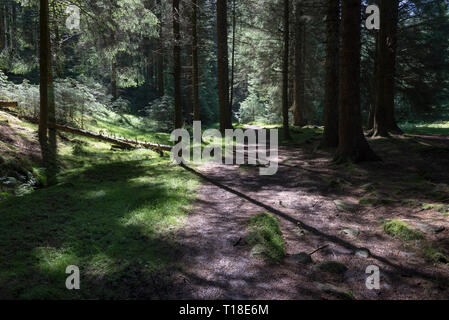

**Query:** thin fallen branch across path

left=309, top=244, right=329, bottom=255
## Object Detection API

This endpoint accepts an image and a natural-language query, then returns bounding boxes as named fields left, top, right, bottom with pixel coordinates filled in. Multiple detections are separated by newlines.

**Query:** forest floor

left=1, top=109, right=449, bottom=299
left=0, top=110, right=199, bottom=299
left=167, top=126, right=449, bottom=300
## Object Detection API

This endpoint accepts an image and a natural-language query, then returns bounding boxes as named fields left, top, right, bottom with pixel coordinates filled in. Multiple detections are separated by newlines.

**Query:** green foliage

left=421, top=245, right=449, bottom=264
left=421, top=203, right=449, bottom=214
left=142, top=95, right=175, bottom=132
left=0, top=111, right=199, bottom=299
left=246, top=212, right=285, bottom=263
left=382, top=220, right=424, bottom=241
left=401, top=121, right=449, bottom=135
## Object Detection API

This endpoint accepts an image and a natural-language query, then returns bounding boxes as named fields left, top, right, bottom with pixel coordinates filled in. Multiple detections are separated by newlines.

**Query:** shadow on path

left=180, top=163, right=449, bottom=285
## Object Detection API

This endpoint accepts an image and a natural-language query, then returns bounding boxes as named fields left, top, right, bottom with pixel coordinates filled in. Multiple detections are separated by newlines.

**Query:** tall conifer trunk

left=282, top=0, right=291, bottom=140
left=321, top=0, right=340, bottom=148
left=192, top=0, right=200, bottom=121
left=335, top=0, right=378, bottom=163
left=157, top=0, right=165, bottom=97
left=217, top=0, right=232, bottom=132
left=173, top=0, right=183, bottom=130
left=373, top=0, right=402, bottom=136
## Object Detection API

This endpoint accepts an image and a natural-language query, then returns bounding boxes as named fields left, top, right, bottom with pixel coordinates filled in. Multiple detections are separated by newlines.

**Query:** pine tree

left=321, top=0, right=340, bottom=148
left=335, top=0, right=379, bottom=163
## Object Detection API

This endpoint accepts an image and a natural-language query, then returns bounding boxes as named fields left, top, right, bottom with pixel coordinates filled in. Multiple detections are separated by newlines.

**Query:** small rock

left=315, top=282, right=355, bottom=300
left=293, top=228, right=306, bottom=237
left=249, top=244, right=265, bottom=258
left=316, top=261, right=348, bottom=275
left=292, top=252, right=313, bottom=264
left=398, top=251, right=415, bottom=258
left=354, top=248, right=370, bottom=258
left=414, top=222, right=445, bottom=234
left=340, top=228, right=360, bottom=238
left=334, top=200, right=360, bottom=212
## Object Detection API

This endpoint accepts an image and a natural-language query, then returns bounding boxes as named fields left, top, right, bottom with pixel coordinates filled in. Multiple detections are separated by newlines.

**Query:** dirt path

left=168, top=133, right=449, bottom=300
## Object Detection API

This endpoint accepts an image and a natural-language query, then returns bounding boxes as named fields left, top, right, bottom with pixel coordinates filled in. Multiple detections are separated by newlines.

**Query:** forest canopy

left=0, top=0, right=447, bottom=128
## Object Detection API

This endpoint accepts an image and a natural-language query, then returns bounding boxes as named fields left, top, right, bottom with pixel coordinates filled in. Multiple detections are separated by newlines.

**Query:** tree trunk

left=293, top=1, right=304, bottom=127
left=39, top=0, right=49, bottom=146
left=282, top=0, right=291, bottom=140
left=335, top=0, right=379, bottom=163
left=217, top=0, right=232, bottom=133
left=11, top=2, right=17, bottom=53
left=192, top=0, right=200, bottom=121
left=39, top=0, right=58, bottom=182
left=157, top=0, right=165, bottom=97
left=111, top=59, right=118, bottom=100
left=51, top=0, right=61, bottom=78
left=230, top=0, right=237, bottom=118
left=173, top=0, right=183, bottom=130
left=4, top=1, right=9, bottom=50
left=373, top=0, right=402, bottom=136
left=321, top=0, right=340, bottom=148
left=367, top=31, right=379, bottom=132
left=0, top=3, right=4, bottom=50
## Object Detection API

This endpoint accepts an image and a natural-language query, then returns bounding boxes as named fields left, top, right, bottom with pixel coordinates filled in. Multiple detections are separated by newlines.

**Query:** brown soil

left=168, top=131, right=449, bottom=300
left=0, top=111, right=41, bottom=163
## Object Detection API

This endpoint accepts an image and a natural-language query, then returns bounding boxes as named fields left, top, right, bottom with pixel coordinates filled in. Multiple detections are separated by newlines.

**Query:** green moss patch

left=422, top=203, right=449, bottom=214
left=382, top=220, right=424, bottom=241
left=246, top=212, right=286, bottom=263
left=421, top=245, right=449, bottom=264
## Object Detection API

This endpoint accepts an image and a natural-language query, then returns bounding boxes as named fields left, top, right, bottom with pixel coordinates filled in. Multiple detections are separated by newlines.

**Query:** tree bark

left=230, top=0, right=237, bottom=118
left=39, top=0, right=57, bottom=182
left=335, top=0, right=379, bottom=163
left=293, top=1, right=304, bottom=127
left=11, top=2, right=17, bottom=53
left=217, top=0, right=232, bottom=133
left=0, top=3, right=4, bottom=50
left=321, top=0, right=340, bottom=148
left=4, top=1, right=10, bottom=50
left=39, top=0, right=49, bottom=146
left=367, top=31, right=379, bottom=132
left=192, top=0, right=200, bottom=121
left=373, top=0, right=402, bottom=136
left=111, top=59, right=118, bottom=100
left=282, top=0, right=291, bottom=140
left=157, top=0, right=165, bottom=97
left=173, top=0, right=183, bottom=130
left=47, top=20, right=57, bottom=184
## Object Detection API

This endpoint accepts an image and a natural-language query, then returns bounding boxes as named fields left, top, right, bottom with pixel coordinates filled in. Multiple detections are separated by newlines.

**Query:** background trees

left=0, top=0, right=448, bottom=162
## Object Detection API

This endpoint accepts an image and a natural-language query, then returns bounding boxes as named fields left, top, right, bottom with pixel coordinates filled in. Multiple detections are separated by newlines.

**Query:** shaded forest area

left=0, top=0, right=449, bottom=300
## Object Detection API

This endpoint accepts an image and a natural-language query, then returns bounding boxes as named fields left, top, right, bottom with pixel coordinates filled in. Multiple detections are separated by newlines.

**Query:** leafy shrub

left=111, top=97, right=131, bottom=114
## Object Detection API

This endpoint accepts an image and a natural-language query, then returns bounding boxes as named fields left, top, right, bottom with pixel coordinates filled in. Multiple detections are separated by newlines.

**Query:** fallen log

left=48, top=123, right=137, bottom=150
left=0, top=101, right=18, bottom=108
left=0, top=107, right=172, bottom=154
left=115, top=136, right=172, bottom=152
left=49, top=123, right=172, bottom=154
